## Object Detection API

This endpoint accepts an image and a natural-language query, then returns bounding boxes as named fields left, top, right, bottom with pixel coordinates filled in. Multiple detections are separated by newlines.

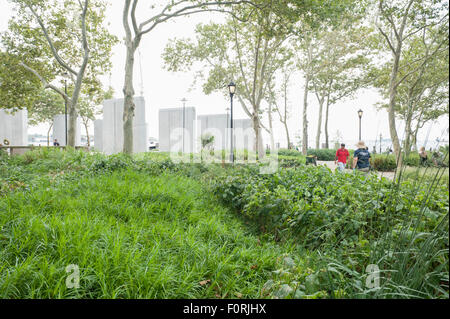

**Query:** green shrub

left=372, top=155, right=397, bottom=171
left=212, top=164, right=449, bottom=298
left=272, top=148, right=303, bottom=157
left=277, top=155, right=306, bottom=168
left=306, top=149, right=336, bottom=161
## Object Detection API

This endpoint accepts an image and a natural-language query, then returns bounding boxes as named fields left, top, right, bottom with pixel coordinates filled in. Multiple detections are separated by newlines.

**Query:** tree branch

left=25, top=3, right=77, bottom=76
left=20, top=62, right=69, bottom=101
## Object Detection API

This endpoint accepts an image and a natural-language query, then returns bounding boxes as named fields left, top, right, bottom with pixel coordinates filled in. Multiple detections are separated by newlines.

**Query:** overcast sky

left=1, top=0, right=448, bottom=150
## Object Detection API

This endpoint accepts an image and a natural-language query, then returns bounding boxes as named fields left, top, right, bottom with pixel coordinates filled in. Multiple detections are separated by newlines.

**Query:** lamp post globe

left=228, top=81, right=236, bottom=96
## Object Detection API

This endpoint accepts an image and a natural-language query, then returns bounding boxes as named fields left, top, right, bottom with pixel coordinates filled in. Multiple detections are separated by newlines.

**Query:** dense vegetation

left=0, top=149, right=448, bottom=298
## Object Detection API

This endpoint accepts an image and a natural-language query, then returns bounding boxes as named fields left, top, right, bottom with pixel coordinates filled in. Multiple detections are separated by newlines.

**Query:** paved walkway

left=316, top=161, right=396, bottom=180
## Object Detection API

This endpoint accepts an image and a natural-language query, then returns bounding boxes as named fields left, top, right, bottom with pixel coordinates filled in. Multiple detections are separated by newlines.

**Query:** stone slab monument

left=233, top=118, right=255, bottom=151
left=0, top=109, right=28, bottom=146
left=101, top=97, right=148, bottom=155
left=52, top=114, right=82, bottom=146
left=197, top=114, right=254, bottom=151
left=159, top=107, right=196, bottom=153
left=94, top=119, right=103, bottom=151
left=198, top=114, right=228, bottom=151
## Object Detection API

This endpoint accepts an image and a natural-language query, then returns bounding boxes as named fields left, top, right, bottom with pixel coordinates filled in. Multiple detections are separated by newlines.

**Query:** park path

left=316, top=161, right=396, bottom=180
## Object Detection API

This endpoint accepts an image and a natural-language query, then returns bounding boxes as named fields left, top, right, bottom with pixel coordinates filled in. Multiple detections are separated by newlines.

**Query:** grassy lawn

left=0, top=148, right=448, bottom=298
left=400, top=166, right=449, bottom=186
left=0, top=168, right=299, bottom=298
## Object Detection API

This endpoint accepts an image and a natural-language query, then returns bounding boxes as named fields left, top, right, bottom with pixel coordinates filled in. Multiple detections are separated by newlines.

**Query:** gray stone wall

left=197, top=114, right=254, bottom=151
left=52, top=114, right=82, bottom=146
left=159, top=107, right=196, bottom=153
left=100, top=97, right=148, bottom=154
left=0, top=109, right=28, bottom=146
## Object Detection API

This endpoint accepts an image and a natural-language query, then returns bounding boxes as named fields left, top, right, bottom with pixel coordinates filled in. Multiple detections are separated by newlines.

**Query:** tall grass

left=0, top=166, right=298, bottom=298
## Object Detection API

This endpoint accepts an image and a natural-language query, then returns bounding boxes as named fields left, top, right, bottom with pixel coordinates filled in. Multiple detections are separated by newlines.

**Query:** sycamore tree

left=294, top=33, right=313, bottom=154
left=121, top=0, right=352, bottom=154
left=121, top=0, right=268, bottom=154
left=374, top=0, right=448, bottom=166
left=161, top=1, right=353, bottom=157
left=162, top=6, right=293, bottom=158
left=372, top=23, right=449, bottom=155
left=291, top=0, right=364, bottom=154
left=307, top=21, right=372, bottom=149
left=0, top=51, right=43, bottom=111
left=268, top=63, right=295, bottom=149
left=2, top=0, right=117, bottom=147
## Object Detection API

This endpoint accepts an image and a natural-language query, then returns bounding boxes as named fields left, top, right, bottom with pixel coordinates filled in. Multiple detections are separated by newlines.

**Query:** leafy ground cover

left=211, top=165, right=449, bottom=298
left=0, top=148, right=448, bottom=298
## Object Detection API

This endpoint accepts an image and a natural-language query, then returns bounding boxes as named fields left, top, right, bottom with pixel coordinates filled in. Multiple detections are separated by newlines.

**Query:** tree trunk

left=252, top=113, right=264, bottom=159
left=403, top=106, right=414, bottom=157
left=84, top=121, right=90, bottom=147
left=47, top=123, right=53, bottom=146
left=315, top=98, right=324, bottom=149
left=302, top=73, right=310, bottom=155
left=387, top=49, right=403, bottom=169
left=123, top=42, right=136, bottom=154
left=67, top=101, right=77, bottom=147
left=268, top=103, right=274, bottom=150
left=324, top=97, right=330, bottom=149
left=302, top=42, right=312, bottom=155
left=284, top=121, right=290, bottom=149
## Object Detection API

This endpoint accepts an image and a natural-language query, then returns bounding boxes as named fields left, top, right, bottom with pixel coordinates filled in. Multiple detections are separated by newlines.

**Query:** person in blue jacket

left=352, top=141, right=371, bottom=173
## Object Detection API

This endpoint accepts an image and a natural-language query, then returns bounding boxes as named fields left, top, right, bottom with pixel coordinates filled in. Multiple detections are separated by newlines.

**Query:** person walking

left=335, top=143, right=349, bottom=172
left=419, top=147, right=428, bottom=166
left=53, top=139, right=60, bottom=146
left=352, top=141, right=371, bottom=173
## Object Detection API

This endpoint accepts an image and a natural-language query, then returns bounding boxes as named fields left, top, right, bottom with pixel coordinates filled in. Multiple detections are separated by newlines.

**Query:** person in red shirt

left=335, top=143, right=349, bottom=172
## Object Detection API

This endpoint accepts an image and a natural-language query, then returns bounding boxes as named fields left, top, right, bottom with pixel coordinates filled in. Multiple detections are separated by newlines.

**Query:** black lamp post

left=181, top=97, right=187, bottom=153
left=379, top=133, right=382, bottom=154
left=63, top=72, right=69, bottom=146
left=228, top=81, right=236, bottom=163
left=358, top=109, right=363, bottom=141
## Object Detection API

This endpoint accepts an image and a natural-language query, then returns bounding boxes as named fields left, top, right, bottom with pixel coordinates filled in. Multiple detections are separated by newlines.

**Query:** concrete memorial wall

left=101, top=97, right=148, bottom=155
left=52, top=114, right=82, bottom=146
left=233, top=119, right=255, bottom=151
left=159, top=107, right=196, bottom=153
left=198, top=114, right=228, bottom=151
left=0, top=109, right=28, bottom=146
left=94, top=119, right=103, bottom=151
left=197, top=114, right=254, bottom=151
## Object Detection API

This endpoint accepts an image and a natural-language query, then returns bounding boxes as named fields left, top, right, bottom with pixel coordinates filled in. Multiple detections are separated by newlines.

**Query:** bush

left=212, top=164, right=449, bottom=298
left=272, top=148, right=303, bottom=157
left=306, top=149, right=336, bottom=161
left=277, top=155, right=306, bottom=168
left=372, top=155, right=397, bottom=171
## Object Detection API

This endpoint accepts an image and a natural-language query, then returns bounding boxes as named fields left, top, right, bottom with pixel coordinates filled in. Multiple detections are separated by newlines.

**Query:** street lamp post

left=358, top=109, right=363, bottom=141
left=181, top=98, right=187, bottom=153
left=228, top=82, right=236, bottom=163
left=379, top=133, right=382, bottom=154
